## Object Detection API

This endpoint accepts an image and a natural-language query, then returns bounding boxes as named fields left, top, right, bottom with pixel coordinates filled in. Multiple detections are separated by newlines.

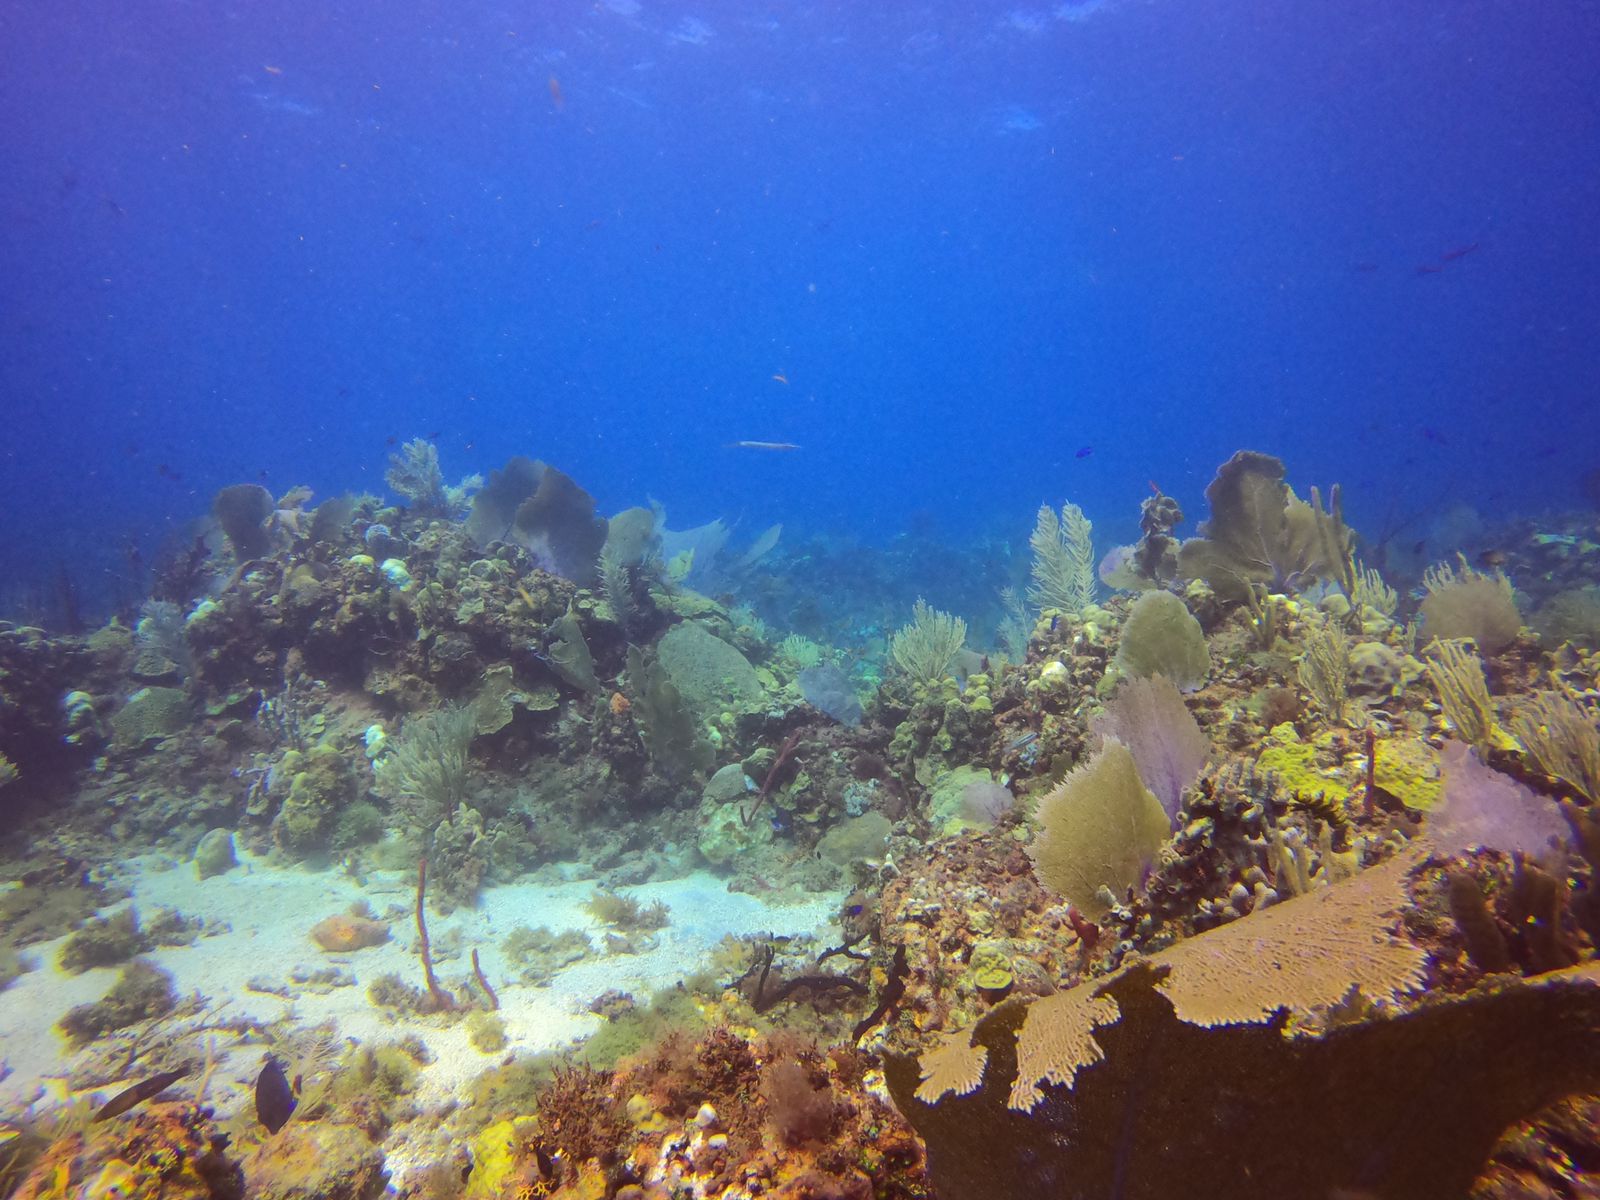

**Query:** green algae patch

left=58, top=958, right=177, bottom=1048
left=1255, top=725, right=1354, bottom=804
left=927, top=765, right=1003, bottom=837
left=1374, top=737, right=1442, bottom=810
left=57, top=907, right=144, bottom=974
left=466, top=1011, right=509, bottom=1053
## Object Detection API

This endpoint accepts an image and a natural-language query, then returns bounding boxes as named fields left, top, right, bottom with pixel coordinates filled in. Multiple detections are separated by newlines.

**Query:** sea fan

left=1093, top=674, right=1210, bottom=820
left=1429, top=740, right=1569, bottom=859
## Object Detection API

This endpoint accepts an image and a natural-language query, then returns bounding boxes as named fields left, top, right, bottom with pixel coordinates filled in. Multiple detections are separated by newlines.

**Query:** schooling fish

left=92, top=1068, right=187, bottom=1122
left=255, top=1056, right=297, bottom=1134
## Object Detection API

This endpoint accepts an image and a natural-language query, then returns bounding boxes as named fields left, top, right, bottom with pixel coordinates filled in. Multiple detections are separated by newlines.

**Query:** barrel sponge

left=212, top=482, right=275, bottom=559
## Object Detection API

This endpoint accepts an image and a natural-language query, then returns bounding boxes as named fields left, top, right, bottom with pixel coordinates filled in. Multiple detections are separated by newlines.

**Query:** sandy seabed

left=0, top=851, right=841, bottom=1127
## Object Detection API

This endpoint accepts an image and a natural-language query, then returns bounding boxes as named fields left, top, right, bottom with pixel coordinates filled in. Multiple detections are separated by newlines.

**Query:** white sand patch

left=0, top=852, right=842, bottom=1124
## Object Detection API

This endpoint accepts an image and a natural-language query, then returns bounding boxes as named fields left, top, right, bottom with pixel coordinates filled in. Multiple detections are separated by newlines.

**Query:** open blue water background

left=3, top=0, right=1597, bottom=615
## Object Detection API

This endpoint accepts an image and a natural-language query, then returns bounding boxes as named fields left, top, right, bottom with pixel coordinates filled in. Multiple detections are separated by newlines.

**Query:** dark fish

left=1415, top=264, right=1443, bottom=275
left=1441, top=242, right=1480, bottom=261
left=1075, top=445, right=1094, bottom=458
left=1420, top=427, right=1448, bottom=445
left=93, top=1068, right=187, bottom=1122
left=255, top=1056, right=297, bottom=1133
left=532, top=1141, right=555, bottom=1181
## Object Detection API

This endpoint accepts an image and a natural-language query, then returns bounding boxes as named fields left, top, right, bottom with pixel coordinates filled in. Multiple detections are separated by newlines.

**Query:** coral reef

left=4, top=445, right=1600, bottom=1198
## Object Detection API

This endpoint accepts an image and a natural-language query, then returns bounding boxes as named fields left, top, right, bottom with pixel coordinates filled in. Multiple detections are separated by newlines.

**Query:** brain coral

left=656, top=622, right=765, bottom=721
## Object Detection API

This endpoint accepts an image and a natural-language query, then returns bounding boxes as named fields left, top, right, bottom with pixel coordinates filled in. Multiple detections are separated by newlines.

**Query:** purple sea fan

left=960, top=779, right=1017, bottom=827
left=1430, top=740, right=1570, bottom=859
left=1093, top=674, right=1209, bottom=820
left=797, top=664, right=862, bottom=727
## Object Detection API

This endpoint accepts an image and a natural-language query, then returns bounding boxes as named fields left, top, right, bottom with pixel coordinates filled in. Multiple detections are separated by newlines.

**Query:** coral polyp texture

left=1, top=447, right=1599, bottom=1200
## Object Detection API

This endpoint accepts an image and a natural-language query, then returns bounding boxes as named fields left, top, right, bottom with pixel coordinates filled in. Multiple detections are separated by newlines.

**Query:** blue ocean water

left=3, top=0, right=1598, bottom=618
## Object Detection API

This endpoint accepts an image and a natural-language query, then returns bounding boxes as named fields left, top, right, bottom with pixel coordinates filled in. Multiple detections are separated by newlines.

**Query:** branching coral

left=922, top=852, right=1426, bottom=1114
left=374, top=704, right=476, bottom=837
left=1512, top=687, right=1600, bottom=803
left=888, top=952, right=1600, bottom=1200
left=1424, top=639, right=1498, bottom=752
left=1028, top=502, right=1096, bottom=614
left=1420, top=557, right=1522, bottom=653
left=889, top=597, right=967, bottom=684
left=546, top=606, right=600, bottom=693
left=1027, top=742, right=1171, bottom=920
left=212, top=483, right=276, bottom=559
left=777, top=633, right=823, bottom=670
left=1112, top=591, right=1209, bottom=691
left=463, top=456, right=605, bottom=582
left=1092, top=674, right=1209, bottom=820
left=1429, top=740, right=1570, bottom=858
left=1352, top=561, right=1399, bottom=619
left=385, top=438, right=449, bottom=514
left=625, top=645, right=714, bottom=782
left=133, top=599, right=192, bottom=680
left=1296, top=620, right=1353, bottom=727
